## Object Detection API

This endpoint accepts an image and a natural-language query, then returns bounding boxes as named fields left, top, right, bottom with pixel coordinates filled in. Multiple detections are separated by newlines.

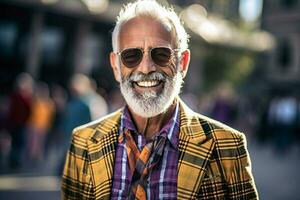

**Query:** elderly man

left=61, top=0, right=258, bottom=199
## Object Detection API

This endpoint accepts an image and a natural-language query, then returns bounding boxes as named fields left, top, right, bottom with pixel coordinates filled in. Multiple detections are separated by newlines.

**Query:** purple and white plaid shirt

left=111, top=103, right=180, bottom=200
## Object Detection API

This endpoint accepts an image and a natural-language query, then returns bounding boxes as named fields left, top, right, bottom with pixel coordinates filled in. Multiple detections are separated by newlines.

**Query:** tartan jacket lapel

left=87, top=110, right=122, bottom=199
left=177, top=100, right=216, bottom=199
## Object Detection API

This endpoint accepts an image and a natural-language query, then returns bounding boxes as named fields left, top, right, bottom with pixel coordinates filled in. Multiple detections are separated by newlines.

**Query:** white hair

left=112, top=0, right=189, bottom=53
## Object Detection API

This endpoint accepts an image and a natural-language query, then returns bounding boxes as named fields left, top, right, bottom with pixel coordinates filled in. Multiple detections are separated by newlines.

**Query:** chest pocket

left=197, top=160, right=228, bottom=199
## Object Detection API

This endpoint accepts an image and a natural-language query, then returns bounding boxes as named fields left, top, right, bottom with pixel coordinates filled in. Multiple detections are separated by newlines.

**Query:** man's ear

left=179, top=49, right=190, bottom=78
left=110, top=52, right=121, bottom=83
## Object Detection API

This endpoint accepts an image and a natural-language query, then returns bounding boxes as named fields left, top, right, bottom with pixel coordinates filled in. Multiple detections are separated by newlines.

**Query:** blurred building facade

left=0, top=0, right=119, bottom=94
left=0, top=0, right=271, bottom=97
left=251, top=0, right=300, bottom=151
left=261, top=0, right=300, bottom=92
left=171, top=0, right=240, bottom=21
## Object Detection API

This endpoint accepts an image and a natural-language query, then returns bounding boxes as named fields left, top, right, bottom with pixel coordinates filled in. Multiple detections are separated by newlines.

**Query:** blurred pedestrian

left=211, top=83, right=237, bottom=126
left=0, top=96, right=10, bottom=170
left=57, top=74, right=92, bottom=175
left=61, top=74, right=92, bottom=138
left=26, top=82, right=55, bottom=164
left=296, top=98, right=300, bottom=145
left=268, top=94, right=297, bottom=152
left=6, top=73, right=33, bottom=170
left=44, top=84, right=67, bottom=170
left=85, top=77, right=108, bottom=120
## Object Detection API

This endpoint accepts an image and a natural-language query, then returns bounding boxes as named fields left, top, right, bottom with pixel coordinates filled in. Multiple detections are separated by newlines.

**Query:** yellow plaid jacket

left=62, top=100, right=258, bottom=199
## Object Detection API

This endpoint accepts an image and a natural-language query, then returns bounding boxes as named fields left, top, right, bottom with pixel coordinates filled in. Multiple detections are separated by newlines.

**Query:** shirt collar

left=120, top=102, right=180, bottom=149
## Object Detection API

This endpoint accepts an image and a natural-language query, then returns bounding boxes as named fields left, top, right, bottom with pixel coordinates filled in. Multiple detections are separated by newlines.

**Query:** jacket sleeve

left=227, top=133, right=259, bottom=199
left=61, top=132, right=95, bottom=200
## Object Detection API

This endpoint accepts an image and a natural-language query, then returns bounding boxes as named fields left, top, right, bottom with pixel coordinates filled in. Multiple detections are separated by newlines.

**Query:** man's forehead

left=133, top=17, right=173, bottom=32
left=120, top=37, right=172, bottom=49
left=119, top=16, right=175, bottom=48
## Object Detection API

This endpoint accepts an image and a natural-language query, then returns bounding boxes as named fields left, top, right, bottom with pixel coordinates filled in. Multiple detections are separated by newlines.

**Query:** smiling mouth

left=134, top=80, right=162, bottom=88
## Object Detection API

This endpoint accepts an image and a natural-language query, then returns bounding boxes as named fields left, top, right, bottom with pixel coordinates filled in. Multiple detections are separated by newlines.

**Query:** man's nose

left=136, top=51, right=156, bottom=74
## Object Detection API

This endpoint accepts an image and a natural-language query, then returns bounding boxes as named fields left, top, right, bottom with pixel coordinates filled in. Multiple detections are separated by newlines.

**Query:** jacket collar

left=90, top=109, right=123, bottom=143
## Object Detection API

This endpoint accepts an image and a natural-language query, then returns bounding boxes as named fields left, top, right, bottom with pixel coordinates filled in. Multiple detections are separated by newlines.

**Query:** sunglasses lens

left=151, top=47, right=172, bottom=66
left=121, top=48, right=143, bottom=68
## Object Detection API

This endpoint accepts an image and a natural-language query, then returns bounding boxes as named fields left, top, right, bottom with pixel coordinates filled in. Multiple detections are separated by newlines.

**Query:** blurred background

left=0, top=0, right=299, bottom=199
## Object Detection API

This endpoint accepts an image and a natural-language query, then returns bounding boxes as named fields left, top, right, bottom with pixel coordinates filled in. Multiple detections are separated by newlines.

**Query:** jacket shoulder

left=196, top=113, right=244, bottom=141
left=179, top=100, right=244, bottom=142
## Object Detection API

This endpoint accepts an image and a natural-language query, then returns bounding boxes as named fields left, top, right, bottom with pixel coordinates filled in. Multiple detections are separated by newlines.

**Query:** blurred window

left=41, top=28, right=64, bottom=65
left=0, top=22, right=18, bottom=58
left=39, top=14, right=76, bottom=85
left=280, top=0, right=298, bottom=8
left=79, top=33, right=104, bottom=74
left=277, top=39, right=292, bottom=70
left=0, top=4, right=31, bottom=94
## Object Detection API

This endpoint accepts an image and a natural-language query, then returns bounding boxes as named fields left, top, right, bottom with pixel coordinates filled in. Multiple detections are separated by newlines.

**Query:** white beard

left=120, top=71, right=183, bottom=118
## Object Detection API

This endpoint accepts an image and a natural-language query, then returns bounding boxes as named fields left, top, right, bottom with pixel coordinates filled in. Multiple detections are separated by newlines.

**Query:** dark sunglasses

left=117, top=47, right=180, bottom=68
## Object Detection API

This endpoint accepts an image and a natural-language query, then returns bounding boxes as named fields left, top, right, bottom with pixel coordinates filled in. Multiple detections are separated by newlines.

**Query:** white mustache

left=126, top=72, right=166, bottom=82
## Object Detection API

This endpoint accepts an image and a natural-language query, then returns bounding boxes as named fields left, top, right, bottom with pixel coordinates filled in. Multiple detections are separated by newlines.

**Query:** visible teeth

left=136, top=80, right=159, bottom=87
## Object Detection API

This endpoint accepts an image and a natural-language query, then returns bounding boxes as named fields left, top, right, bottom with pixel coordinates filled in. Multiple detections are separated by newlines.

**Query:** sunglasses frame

left=116, top=46, right=181, bottom=68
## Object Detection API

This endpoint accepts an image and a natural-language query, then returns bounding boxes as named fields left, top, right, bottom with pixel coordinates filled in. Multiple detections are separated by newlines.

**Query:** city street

left=249, top=140, right=300, bottom=200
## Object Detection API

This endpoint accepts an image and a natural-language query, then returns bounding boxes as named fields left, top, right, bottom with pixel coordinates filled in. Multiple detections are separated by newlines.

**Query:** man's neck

left=128, top=100, right=177, bottom=141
